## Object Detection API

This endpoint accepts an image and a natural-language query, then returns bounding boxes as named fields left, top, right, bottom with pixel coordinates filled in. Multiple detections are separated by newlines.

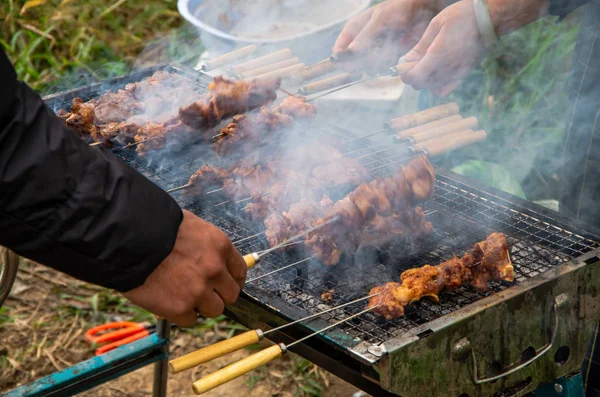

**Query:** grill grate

left=113, top=143, right=600, bottom=348
left=45, top=69, right=600, bottom=351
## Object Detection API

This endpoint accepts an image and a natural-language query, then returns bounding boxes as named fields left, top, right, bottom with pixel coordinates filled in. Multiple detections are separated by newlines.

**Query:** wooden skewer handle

left=243, top=253, right=259, bottom=268
left=385, top=102, right=460, bottom=131
left=231, top=49, right=292, bottom=74
left=169, top=330, right=263, bottom=374
left=202, top=45, right=258, bottom=71
left=241, top=58, right=300, bottom=78
left=298, top=72, right=359, bottom=95
left=414, top=129, right=487, bottom=157
left=393, top=114, right=462, bottom=136
left=192, top=344, right=285, bottom=395
left=408, top=117, right=478, bottom=144
left=252, top=63, right=306, bottom=82
left=300, top=58, right=336, bottom=81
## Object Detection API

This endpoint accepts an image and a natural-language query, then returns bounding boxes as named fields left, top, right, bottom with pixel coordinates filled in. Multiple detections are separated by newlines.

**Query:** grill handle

left=297, top=72, right=360, bottom=95
left=169, top=330, right=264, bottom=374
left=466, top=294, right=567, bottom=384
left=192, top=344, right=286, bottom=394
left=201, top=45, right=258, bottom=71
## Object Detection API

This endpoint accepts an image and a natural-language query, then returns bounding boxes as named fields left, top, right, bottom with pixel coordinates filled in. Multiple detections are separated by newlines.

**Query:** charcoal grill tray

left=43, top=68, right=600, bottom=396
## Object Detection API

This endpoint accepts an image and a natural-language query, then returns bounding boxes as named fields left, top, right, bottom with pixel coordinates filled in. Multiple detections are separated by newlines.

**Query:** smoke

left=51, top=0, right=592, bottom=286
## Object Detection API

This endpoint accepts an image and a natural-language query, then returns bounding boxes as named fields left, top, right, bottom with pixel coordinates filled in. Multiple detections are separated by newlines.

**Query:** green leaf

left=451, top=160, right=527, bottom=199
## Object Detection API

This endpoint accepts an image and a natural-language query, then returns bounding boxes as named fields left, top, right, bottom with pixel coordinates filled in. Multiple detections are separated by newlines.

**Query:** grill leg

left=152, top=318, right=170, bottom=397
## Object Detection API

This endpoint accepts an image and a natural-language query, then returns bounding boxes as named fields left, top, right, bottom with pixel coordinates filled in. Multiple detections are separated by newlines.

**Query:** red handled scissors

left=85, top=321, right=155, bottom=355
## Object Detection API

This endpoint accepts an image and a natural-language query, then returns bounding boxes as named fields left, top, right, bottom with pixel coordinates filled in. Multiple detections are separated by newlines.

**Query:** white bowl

left=178, top=0, right=371, bottom=63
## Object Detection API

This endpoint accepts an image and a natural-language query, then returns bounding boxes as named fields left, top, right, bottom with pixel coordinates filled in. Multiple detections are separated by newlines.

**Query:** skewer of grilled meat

left=244, top=156, right=370, bottom=221
left=265, top=156, right=435, bottom=264
left=213, top=108, right=293, bottom=158
left=213, top=96, right=317, bottom=157
left=134, top=77, right=281, bottom=154
left=367, top=232, right=514, bottom=320
left=57, top=71, right=195, bottom=141
left=180, top=143, right=369, bottom=210
left=178, top=76, right=281, bottom=130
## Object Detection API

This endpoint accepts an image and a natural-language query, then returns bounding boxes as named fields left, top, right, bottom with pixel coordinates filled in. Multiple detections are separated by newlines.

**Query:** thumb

left=403, top=19, right=441, bottom=62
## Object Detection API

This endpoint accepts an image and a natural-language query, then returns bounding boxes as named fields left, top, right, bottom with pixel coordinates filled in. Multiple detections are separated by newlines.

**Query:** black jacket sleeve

left=0, top=49, right=183, bottom=292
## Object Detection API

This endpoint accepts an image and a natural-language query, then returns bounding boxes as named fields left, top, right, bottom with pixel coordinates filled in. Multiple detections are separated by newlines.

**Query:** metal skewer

left=246, top=256, right=314, bottom=283
left=215, top=192, right=270, bottom=208
left=166, top=183, right=193, bottom=193
left=305, top=74, right=381, bottom=102
left=304, top=61, right=417, bottom=103
left=123, top=138, right=152, bottom=149
left=168, top=293, right=379, bottom=374
left=190, top=306, right=378, bottom=394
left=232, top=232, right=265, bottom=245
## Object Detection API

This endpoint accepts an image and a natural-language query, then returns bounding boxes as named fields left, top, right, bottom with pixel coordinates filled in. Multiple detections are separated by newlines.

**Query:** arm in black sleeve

left=0, top=49, right=183, bottom=292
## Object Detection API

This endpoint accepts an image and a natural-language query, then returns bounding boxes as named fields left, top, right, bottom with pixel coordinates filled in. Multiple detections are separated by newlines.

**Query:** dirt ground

left=0, top=260, right=367, bottom=397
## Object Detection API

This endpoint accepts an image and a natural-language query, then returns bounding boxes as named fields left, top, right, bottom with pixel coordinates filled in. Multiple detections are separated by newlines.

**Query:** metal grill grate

left=113, top=142, right=600, bottom=348
left=45, top=68, right=600, bottom=352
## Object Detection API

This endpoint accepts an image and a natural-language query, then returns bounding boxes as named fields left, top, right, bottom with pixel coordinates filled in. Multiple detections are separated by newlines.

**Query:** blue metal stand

left=3, top=319, right=170, bottom=397
left=533, top=373, right=585, bottom=397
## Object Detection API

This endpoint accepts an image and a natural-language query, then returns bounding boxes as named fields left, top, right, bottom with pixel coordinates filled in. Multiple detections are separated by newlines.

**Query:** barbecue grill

left=14, top=63, right=600, bottom=397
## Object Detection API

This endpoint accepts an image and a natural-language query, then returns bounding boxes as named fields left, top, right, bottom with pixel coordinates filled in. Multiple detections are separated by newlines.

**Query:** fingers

left=195, top=289, right=226, bottom=318
left=333, top=8, right=373, bottom=54
left=401, top=23, right=444, bottom=90
left=214, top=270, right=242, bottom=305
left=347, top=16, right=383, bottom=53
left=167, top=308, right=198, bottom=327
left=227, top=248, right=247, bottom=290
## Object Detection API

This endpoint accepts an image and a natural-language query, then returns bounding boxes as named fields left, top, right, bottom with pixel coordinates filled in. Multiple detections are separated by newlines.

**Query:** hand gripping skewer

left=168, top=293, right=379, bottom=374
left=190, top=306, right=377, bottom=395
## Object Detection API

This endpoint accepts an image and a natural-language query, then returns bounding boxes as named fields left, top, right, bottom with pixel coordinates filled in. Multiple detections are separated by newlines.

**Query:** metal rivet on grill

left=452, top=338, right=471, bottom=359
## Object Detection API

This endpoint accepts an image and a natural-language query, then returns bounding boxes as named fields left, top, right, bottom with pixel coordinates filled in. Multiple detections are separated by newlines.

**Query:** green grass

left=1, top=0, right=202, bottom=94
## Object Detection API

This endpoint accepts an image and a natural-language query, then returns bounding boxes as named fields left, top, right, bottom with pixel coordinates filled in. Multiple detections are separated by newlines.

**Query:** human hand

left=333, top=0, right=440, bottom=70
left=122, top=210, right=247, bottom=326
left=400, top=0, right=484, bottom=96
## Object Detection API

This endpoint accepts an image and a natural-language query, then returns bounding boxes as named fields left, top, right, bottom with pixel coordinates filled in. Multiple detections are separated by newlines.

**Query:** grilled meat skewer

left=264, top=155, right=436, bottom=264
left=368, top=232, right=514, bottom=320
left=179, top=76, right=280, bottom=129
